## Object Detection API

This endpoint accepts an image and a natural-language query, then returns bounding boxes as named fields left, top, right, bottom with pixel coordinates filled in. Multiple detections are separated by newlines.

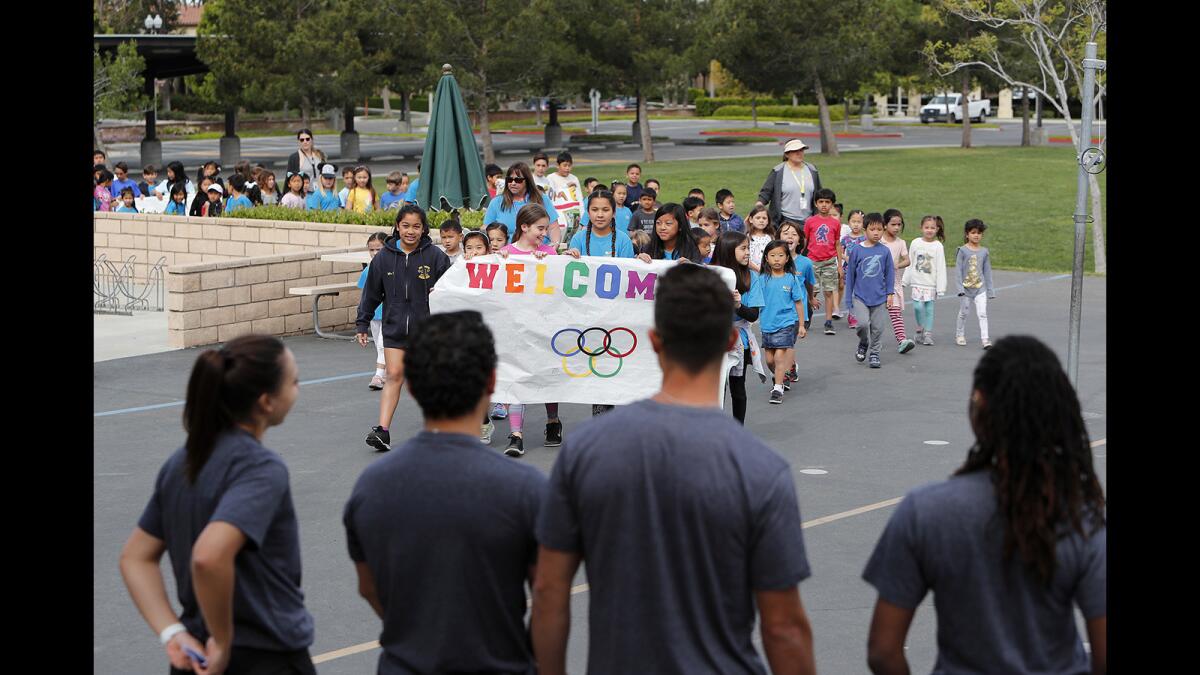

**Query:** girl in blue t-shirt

left=758, top=240, right=807, bottom=404
left=779, top=220, right=817, bottom=384
left=636, top=203, right=704, bottom=262
left=712, top=231, right=767, bottom=424
left=164, top=183, right=189, bottom=216
left=358, top=232, right=389, bottom=391
left=565, top=190, right=636, bottom=259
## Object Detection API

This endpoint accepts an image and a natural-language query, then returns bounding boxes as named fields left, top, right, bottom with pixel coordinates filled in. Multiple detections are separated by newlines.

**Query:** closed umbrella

left=415, top=64, right=489, bottom=211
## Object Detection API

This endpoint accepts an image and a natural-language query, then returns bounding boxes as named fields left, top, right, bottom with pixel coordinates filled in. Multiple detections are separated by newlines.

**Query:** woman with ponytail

left=862, top=335, right=1106, bottom=675
left=119, top=335, right=316, bottom=675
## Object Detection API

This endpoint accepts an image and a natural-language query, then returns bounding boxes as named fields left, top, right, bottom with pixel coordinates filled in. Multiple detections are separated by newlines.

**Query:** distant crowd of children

left=93, top=145, right=995, bottom=442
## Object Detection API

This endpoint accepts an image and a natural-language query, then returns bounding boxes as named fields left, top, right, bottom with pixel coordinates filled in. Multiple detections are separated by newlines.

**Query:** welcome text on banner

left=429, top=255, right=735, bottom=406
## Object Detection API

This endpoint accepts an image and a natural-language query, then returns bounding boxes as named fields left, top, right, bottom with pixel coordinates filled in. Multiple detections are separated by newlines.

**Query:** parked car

left=919, top=93, right=991, bottom=123
left=602, top=96, right=633, bottom=110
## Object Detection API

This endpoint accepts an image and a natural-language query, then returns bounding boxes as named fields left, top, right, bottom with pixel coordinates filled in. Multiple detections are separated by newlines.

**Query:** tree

left=711, top=0, right=889, bottom=157
left=94, top=41, right=147, bottom=152
left=569, top=0, right=701, bottom=162
left=923, top=0, right=1106, bottom=272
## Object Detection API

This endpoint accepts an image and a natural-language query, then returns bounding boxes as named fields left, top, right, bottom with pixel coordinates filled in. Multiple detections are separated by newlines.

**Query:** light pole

left=1066, top=42, right=1106, bottom=388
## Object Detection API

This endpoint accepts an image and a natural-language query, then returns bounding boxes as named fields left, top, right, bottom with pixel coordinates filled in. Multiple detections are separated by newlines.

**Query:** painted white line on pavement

left=94, top=371, right=375, bottom=417
left=802, top=497, right=904, bottom=529
left=1091, top=438, right=1106, bottom=448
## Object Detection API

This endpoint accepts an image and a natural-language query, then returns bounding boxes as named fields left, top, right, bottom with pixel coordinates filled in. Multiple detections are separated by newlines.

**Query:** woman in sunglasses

left=482, top=162, right=560, bottom=245
left=286, top=128, right=326, bottom=194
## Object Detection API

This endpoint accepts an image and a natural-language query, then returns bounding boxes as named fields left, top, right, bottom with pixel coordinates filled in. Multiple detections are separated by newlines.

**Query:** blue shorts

left=762, top=324, right=797, bottom=349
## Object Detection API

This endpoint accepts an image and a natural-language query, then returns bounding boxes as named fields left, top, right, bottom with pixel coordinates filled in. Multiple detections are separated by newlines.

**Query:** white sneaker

left=480, top=420, right=495, bottom=444
left=955, top=335, right=967, bottom=346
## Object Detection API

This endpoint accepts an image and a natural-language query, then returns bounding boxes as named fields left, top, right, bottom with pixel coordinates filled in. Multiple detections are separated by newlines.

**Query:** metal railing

left=94, top=254, right=167, bottom=314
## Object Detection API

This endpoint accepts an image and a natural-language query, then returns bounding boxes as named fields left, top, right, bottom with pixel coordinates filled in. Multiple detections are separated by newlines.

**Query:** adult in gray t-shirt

left=531, top=264, right=815, bottom=675
left=862, top=335, right=1106, bottom=675
left=757, top=139, right=822, bottom=225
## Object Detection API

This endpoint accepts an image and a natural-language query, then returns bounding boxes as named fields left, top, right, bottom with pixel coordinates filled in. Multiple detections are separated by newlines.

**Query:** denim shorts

left=762, top=323, right=797, bottom=349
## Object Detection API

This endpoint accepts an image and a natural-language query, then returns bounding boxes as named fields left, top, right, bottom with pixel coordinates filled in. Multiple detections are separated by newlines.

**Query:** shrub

left=366, top=96, right=431, bottom=113
left=232, top=205, right=486, bottom=230
left=711, top=104, right=845, bottom=121
left=694, top=96, right=791, bottom=116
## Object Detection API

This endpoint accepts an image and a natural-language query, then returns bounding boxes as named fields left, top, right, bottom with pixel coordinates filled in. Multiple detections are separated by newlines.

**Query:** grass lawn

left=567, top=146, right=1104, bottom=274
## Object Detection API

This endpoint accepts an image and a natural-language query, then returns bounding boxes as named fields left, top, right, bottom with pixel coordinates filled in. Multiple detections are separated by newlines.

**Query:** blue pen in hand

left=182, top=644, right=208, bottom=668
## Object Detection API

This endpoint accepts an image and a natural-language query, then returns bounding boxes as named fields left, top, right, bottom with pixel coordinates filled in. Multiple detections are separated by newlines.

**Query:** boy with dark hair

left=715, top=189, right=744, bottom=233
left=439, top=220, right=464, bottom=263
left=644, top=178, right=662, bottom=206
left=624, top=163, right=644, bottom=203
left=582, top=177, right=599, bottom=194
left=531, top=152, right=552, bottom=192
left=844, top=213, right=896, bottom=369
left=138, top=165, right=158, bottom=199
left=532, top=264, right=815, bottom=675
left=345, top=311, right=546, bottom=675
left=225, top=175, right=254, bottom=213
left=546, top=151, right=582, bottom=237
left=683, top=196, right=705, bottom=226
left=110, top=161, right=143, bottom=200
left=485, top=163, right=504, bottom=199
left=688, top=187, right=705, bottom=201
left=339, top=167, right=356, bottom=208
left=803, top=187, right=841, bottom=335
left=630, top=187, right=658, bottom=232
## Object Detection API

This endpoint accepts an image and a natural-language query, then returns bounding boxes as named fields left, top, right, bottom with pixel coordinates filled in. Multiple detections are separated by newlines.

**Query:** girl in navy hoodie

left=356, top=205, right=452, bottom=452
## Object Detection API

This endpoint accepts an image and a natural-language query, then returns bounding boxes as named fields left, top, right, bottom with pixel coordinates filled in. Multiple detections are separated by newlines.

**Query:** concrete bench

left=289, top=282, right=360, bottom=340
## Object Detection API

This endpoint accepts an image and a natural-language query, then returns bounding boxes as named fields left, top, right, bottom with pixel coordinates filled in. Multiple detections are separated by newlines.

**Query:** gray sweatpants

left=852, top=300, right=887, bottom=358
left=956, top=292, right=989, bottom=341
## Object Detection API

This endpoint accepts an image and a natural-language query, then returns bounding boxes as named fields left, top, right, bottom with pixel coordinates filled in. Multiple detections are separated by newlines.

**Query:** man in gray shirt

left=532, top=264, right=815, bottom=675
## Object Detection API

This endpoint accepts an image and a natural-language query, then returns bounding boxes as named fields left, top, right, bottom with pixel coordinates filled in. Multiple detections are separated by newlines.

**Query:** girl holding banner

left=636, top=203, right=704, bottom=263
left=495, top=203, right=565, bottom=455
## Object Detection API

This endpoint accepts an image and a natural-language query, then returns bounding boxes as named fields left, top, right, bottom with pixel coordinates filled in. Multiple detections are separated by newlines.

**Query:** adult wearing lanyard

left=482, top=162, right=560, bottom=244
left=287, top=129, right=326, bottom=194
left=756, top=139, right=823, bottom=226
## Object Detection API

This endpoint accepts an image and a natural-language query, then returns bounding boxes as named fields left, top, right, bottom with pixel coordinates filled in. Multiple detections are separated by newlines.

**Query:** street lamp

left=144, top=13, right=163, bottom=34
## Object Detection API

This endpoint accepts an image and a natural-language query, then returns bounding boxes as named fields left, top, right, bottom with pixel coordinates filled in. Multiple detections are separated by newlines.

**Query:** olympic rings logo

left=551, top=327, right=638, bottom=378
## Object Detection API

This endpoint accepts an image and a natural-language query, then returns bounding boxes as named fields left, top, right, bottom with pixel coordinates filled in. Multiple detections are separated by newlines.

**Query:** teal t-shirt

left=567, top=228, right=636, bottom=258
left=757, top=271, right=806, bottom=333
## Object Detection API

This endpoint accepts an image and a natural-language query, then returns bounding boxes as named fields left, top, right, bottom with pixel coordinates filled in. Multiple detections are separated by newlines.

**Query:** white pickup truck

left=919, top=94, right=991, bottom=123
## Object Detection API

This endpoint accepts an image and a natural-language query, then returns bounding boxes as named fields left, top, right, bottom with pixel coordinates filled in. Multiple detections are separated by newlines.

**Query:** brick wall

left=93, top=212, right=395, bottom=283
left=166, top=248, right=366, bottom=348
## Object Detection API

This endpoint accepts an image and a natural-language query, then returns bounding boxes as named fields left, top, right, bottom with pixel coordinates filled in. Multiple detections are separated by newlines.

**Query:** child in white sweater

left=902, top=216, right=948, bottom=345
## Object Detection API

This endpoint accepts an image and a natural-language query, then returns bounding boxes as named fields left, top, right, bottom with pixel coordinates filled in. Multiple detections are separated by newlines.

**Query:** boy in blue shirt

left=225, top=175, right=255, bottom=213
left=402, top=161, right=422, bottom=206
left=306, top=164, right=342, bottom=211
left=380, top=171, right=408, bottom=210
left=716, top=189, right=745, bottom=233
left=844, top=213, right=896, bottom=369
left=110, top=162, right=142, bottom=200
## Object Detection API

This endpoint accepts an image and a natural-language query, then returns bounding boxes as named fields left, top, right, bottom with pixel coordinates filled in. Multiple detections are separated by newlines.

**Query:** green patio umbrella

left=415, top=64, right=489, bottom=212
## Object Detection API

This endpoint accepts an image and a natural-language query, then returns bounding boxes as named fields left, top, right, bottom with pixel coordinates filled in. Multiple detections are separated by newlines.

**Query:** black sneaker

left=824, top=321, right=835, bottom=335
left=786, top=365, right=798, bottom=382
left=504, top=434, right=525, bottom=457
left=869, top=354, right=881, bottom=369
left=856, top=344, right=868, bottom=362
left=769, top=389, right=784, bottom=404
left=545, top=420, right=563, bottom=447
left=365, top=426, right=391, bottom=452
left=783, top=380, right=791, bottom=391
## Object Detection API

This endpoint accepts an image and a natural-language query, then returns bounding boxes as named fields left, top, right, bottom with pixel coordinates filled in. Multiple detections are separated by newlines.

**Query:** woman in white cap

left=287, top=128, right=326, bottom=193
left=756, top=139, right=823, bottom=226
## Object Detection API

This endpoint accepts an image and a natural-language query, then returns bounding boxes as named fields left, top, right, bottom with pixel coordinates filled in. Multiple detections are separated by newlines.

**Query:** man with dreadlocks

left=861, top=335, right=1106, bottom=675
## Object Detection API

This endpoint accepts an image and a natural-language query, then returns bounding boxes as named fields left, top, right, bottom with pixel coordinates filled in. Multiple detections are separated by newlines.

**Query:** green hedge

left=711, top=104, right=845, bottom=121
left=366, top=96, right=431, bottom=113
left=230, top=205, right=485, bottom=229
left=694, top=96, right=791, bottom=116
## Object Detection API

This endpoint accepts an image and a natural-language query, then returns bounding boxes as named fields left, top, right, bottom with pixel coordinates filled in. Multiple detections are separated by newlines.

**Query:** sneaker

left=783, top=379, right=791, bottom=391
left=365, top=426, right=391, bottom=452
left=847, top=318, right=859, bottom=329
left=832, top=311, right=843, bottom=320
left=490, top=403, right=508, bottom=420
left=368, top=375, right=385, bottom=390
left=922, top=333, right=934, bottom=346
left=480, top=420, right=495, bottom=444
left=914, top=329, right=924, bottom=343
left=898, top=339, right=916, bottom=354
left=769, top=389, right=784, bottom=404
left=786, top=365, right=798, bottom=382
left=504, top=434, right=525, bottom=457
left=855, top=343, right=868, bottom=362
left=982, top=339, right=993, bottom=350
left=545, top=420, right=563, bottom=447
left=824, top=321, right=835, bottom=335
left=955, top=335, right=967, bottom=346
left=869, top=354, right=881, bottom=368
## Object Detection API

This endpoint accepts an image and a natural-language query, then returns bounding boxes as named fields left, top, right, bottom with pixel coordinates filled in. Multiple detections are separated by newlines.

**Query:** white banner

left=135, top=191, right=194, bottom=214
left=430, top=255, right=735, bottom=406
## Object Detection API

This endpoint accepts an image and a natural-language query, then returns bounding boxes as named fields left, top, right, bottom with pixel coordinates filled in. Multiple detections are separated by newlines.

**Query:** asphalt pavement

left=93, top=269, right=1106, bottom=674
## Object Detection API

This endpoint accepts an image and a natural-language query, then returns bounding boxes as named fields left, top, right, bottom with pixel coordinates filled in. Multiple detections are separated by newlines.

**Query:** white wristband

left=159, top=622, right=186, bottom=646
